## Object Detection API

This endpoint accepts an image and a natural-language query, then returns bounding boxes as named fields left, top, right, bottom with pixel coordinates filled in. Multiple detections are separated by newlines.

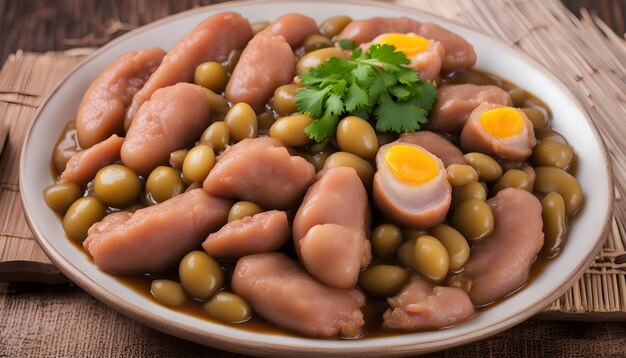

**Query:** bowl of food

left=20, top=0, right=612, bottom=356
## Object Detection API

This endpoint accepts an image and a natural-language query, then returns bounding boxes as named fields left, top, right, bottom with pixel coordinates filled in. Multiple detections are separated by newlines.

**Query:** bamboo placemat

left=1, top=0, right=625, bottom=319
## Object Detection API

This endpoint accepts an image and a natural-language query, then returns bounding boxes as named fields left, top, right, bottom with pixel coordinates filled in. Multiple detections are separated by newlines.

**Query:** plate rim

left=19, top=0, right=614, bottom=356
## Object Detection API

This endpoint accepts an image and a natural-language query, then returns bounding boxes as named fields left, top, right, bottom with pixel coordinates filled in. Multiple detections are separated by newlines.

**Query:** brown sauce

left=51, top=68, right=577, bottom=340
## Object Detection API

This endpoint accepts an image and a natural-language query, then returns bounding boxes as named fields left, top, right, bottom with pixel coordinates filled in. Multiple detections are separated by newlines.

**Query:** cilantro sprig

left=296, top=44, right=437, bottom=142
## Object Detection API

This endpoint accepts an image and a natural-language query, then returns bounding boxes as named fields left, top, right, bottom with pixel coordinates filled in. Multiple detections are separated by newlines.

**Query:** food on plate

left=223, top=103, right=258, bottom=142
left=179, top=250, right=224, bottom=300
left=293, top=167, right=371, bottom=289
left=361, top=33, right=444, bottom=82
left=338, top=17, right=476, bottom=71
left=45, top=11, right=584, bottom=339
left=59, top=134, right=124, bottom=186
left=449, top=188, right=544, bottom=306
left=121, top=83, right=211, bottom=176
left=460, top=103, right=536, bottom=162
left=426, top=84, right=512, bottom=133
left=124, top=12, right=252, bottom=128
left=263, top=13, right=319, bottom=48
left=203, top=137, right=315, bottom=209
left=358, top=264, right=410, bottom=298
left=76, top=48, right=165, bottom=148
left=397, top=131, right=465, bottom=167
left=232, top=253, right=366, bottom=338
left=373, top=143, right=451, bottom=229
left=383, top=277, right=475, bottom=331
left=83, top=189, right=231, bottom=274
left=202, top=210, right=291, bottom=259
left=225, top=31, right=296, bottom=112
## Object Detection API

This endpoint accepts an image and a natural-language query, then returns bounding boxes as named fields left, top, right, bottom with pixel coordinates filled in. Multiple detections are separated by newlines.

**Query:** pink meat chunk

left=398, top=131, right=465, bottom=167
left=449, top=188, right=544, bottom=306
left=293, top=167, right=372, bottom=288
left=338, top=17, right=476, bottom=72
left=84, top=189, right=231, bottom=274
left=362, top=37, right=444, bottom=82
left=373, top=142, right=451, bottom=229
left=125, top=12, right=252, bottom=128
left=201, top=210, right=290, bottom=259
left=225, top=31, right=296, bottom=112
left=299, top=224, right=365, bottom=289
left=460, top=103, right=536, bottom=162
left=203, top=137, right=315, bottom=209
left=426, top=84, right=512, bottom=134
left=264, top=13, right=319, bottom=48
left=121, top=83, right=211, bottom=176
left=59, top=134, right=124, bottom=186
left=383, top=277, right=476, bottom=331
left=232, top=253, right=366, bottom=338
left=76, top=48, right=165, bottom=149
left=416, top=22, right=476, bottom=72
left=410, top=40, right=445, bottom=82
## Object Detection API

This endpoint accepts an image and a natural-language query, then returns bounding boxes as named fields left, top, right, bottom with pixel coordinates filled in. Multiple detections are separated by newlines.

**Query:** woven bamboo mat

left=0, top=0, right=625, bottom=321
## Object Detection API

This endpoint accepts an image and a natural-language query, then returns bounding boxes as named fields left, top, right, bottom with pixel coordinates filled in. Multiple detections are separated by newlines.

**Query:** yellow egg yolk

left=384, top=144, right=438, bottom=185
left=377, top=33, right=430, bottom=58
left=479, top=107, right=524, bottom=138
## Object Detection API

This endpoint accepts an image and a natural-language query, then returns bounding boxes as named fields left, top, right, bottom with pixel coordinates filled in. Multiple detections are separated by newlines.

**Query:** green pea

left=508, top=88, right=527, bottom=107
left=429, top=224, right=470, bottom=272
left=182, top=145, right=215, bottom=183
left=151, top=279, right=186, bottom=307
left=319, top=16, right=352, bottom=38
left=446, top=164, right=479, bottom=186
left=297, top=47, right=349, bottom=75
left=63, top=196, right=106, bottom=242
left=271, top=84, right=300, bottom=115
left=179, top=251, right=224, bottom=300
left=323, top=151, right=374, bottom=188
left=145, top=166, right=185, bottom=204
left=169, top=149, right=188, bottom=170
left=269, top=114, right=314, bottom=147
left=463, top=152, right=502, bottom=182
left=203, top=292, right=251, bottom=323
left=303, top=34, right=333, bottom=53
left=451, top=181, right=487, bottom=209
left=228, top=201, right=263, bottom=223
left=534, top=167, right=583, bottom=216
left=194, top=62, right=228, bottom=93
left=397, top=235, right=449, bottom=283
left=491, top=169, right=533, bottom=195
left=541, top=192, right=568, bottom=258
left=532, top=139, right=574, bottom=170
left=225, top=103, right=258, bottom=143
left=93, top=165, right=142, bottom=208
left=451, top=198, right=494, bottom=243
left=336, top=116, right=379, bottom=160
left=371, top=224, right=403, bottom=259
left=358, top=265, right=410, bottom=298
left=200, top=122, right=230, bottom=152
left=44, top=183, right=82, bottom=213
left=521, top=107, right=548, bottom=131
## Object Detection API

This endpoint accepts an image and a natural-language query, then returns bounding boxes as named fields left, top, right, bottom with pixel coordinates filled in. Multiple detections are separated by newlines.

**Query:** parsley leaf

left=337, top=39, right=357, bottom=51
left=296, top=44, right=437, bottom=142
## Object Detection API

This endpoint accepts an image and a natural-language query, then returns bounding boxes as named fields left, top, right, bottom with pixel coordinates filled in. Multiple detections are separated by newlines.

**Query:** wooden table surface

left=1, top=1, right=625, bottom=357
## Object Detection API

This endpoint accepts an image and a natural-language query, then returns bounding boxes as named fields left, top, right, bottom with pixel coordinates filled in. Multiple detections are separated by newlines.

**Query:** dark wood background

left=0, top=0, right=624, bottom=65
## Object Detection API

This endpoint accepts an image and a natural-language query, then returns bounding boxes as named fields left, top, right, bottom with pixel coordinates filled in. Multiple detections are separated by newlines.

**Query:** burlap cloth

left=1, top=0, right=625, bottom=356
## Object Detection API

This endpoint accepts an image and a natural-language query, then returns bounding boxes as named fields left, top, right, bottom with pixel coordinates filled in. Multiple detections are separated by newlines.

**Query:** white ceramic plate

left=20, top=0, right=613, bottom=356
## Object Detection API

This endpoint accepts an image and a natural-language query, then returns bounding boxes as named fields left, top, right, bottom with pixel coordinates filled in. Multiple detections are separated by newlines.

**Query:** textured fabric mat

left=0, top=0, right=625, bottom=356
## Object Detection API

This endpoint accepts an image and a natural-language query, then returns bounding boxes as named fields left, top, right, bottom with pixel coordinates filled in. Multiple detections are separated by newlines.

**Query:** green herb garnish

left=296, top=44, right=438, bottom=142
